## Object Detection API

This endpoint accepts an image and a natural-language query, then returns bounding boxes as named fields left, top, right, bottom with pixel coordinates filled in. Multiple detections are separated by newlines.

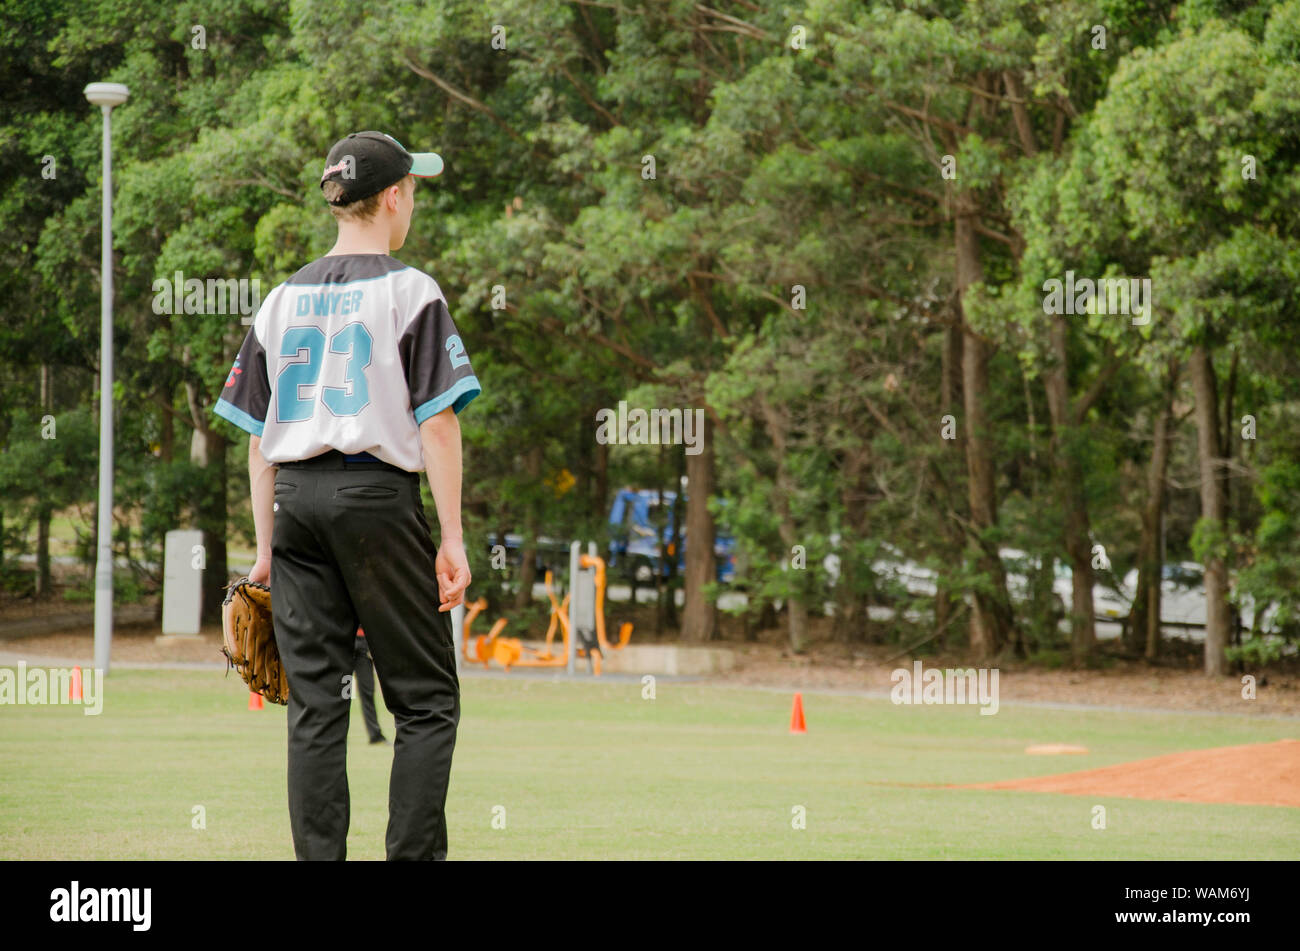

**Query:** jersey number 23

left=275, top=322, right=372, bottom=421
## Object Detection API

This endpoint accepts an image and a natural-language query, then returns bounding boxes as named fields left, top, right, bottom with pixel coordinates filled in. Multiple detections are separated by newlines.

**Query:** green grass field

left=1, top=669, right=1296, bottom=859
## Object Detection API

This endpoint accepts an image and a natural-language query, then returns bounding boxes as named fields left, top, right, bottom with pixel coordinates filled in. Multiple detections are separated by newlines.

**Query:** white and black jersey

left=214, top=253, right=480, bottom=472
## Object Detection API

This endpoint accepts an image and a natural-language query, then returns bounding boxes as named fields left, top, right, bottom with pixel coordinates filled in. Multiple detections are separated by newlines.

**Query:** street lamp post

left=84, top=82, right=129, bottom=676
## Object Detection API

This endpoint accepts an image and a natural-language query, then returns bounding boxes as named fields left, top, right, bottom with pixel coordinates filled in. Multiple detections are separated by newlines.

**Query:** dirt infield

left=971, top=739, right=1300, bottom=808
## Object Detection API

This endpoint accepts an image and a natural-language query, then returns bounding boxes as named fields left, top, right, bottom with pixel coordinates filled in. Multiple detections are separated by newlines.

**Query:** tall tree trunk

left=1189, top=345, right=1229, bottom=676
left=654, top=456, right=668, bottom=637
left=1219, top=349, right=1240, bottom=647
left=515, top=445, right=542, bottom=609
left=1042, top=316, right=1095, bottom=664
left=1132, top=362, right=1177, bottom=660
left=681, top=429, right=716, bottom=643
left=593, top=427, right=608, bottom=523
left=160, top=396, right=174, bottom=462
left=190, top=423, right=229, bottom=623
left=35, top=513, right=51, bottom=597
left=831, top=446, right=870, bottom=643
left=185, top=371, right=228, bottom=623
left=757, top=399, right=809, bottom=652
left=183, top=350, right=228, bottom=621
left=663, top=448, right=683, bottom=631
left=36, top=513, right=51, bottom=597
left=786, top=596, right=808, bottom=655
left=771, top=493, right=807, bottom=654
left=153, top=394, right=177, bottom=572
left=955, top=210, right=1013, bottom=659
left=36, top=363, right=52, bottom=598
left=1064, top=493, right=1094, bottom=664
left=935, top=318, right=964, bottom=651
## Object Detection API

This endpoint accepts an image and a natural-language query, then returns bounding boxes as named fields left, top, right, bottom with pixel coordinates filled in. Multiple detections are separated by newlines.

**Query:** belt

left=278, top=449, right=412, bottom=475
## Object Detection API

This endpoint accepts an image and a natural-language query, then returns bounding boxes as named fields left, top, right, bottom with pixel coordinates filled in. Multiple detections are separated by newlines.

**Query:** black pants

left=353, top=635, right=384, bottom=743
left=271, top=452, right=460, bottom=861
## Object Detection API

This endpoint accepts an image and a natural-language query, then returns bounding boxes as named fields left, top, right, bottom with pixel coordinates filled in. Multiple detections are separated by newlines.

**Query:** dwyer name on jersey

left=214, top=254, right=480, bottom=472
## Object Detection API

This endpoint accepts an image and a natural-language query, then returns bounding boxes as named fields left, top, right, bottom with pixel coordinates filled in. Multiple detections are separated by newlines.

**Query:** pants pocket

left=335, top=484, right=400, bottom=501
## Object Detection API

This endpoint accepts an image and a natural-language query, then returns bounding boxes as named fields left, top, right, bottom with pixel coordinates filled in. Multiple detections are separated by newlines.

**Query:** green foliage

left=0, top=407, right=98, bottom=525
left=1190, top=516, right=1231, bottom=566
left=5, top=0, right=1300, bottom=667
left=1237, top=452, right=1300, bottom=640
left=1225, top=635, right=1287, bottom=666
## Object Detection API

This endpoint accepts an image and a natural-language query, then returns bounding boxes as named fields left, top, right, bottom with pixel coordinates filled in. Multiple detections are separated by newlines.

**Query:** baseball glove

left=221, top=577, right=289, bottom=704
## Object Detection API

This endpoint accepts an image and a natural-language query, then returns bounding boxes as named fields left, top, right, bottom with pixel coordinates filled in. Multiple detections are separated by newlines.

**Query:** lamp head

left=84, top=83, right=129, bottom=107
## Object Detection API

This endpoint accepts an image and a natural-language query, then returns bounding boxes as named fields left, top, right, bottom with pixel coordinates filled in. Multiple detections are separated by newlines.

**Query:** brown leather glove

left=221, top=578, right=289, bottom=704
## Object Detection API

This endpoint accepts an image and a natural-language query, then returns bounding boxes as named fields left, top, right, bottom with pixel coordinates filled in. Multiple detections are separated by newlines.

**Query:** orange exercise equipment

left=578, top=554, right=634, bottom=654
left=462, top=597, right=508, bottom=666
left=461, top=574, right=572, bottom=671
left=460, top=557, right=633, bottom=675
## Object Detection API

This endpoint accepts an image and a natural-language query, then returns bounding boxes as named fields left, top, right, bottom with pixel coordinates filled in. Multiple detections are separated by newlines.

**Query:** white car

left=823, top=540, right=939, bottom=598
left=1119, top=562, right=1205, bottom=627
left=840, top=544, right=1111, bottom=612
left=1116, top=562, right=1279, bottom=636
left=867, top=547, right=938, bottom=598
left=1000, top=549, right=1129, bottom=623
left=829, top=544, right=1274, bottom=634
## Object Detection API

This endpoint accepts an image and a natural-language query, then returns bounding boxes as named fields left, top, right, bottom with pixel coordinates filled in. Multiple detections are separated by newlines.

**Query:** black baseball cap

left=319, top=131, right=443, bottom=205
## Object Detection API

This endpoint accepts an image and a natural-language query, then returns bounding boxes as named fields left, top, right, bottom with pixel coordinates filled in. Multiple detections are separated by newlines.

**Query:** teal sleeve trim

left=413, top=375, right=481, bottom=424
left=214, top=398, right=266, bottom=437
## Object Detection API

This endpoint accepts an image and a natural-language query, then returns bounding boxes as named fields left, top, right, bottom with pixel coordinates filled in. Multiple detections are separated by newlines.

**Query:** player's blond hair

left=324, top=174, right=414, bottom=222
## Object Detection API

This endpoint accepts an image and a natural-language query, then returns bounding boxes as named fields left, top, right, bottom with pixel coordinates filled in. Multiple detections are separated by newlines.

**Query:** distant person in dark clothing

left=354, top=628, right=388, bottom=745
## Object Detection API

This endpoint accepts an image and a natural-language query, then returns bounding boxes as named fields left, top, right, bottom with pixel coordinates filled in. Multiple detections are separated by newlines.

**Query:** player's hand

left=435, top=538, right=470, bottom=612
left=249, top=555, right=271, bottom=586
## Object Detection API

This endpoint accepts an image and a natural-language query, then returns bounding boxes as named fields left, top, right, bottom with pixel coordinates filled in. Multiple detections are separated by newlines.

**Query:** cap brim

left=409, top=152, right=444, bottom=177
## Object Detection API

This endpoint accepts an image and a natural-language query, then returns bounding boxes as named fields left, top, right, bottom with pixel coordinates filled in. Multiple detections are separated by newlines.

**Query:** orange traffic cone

left=69, top=666, right=83, bottom=702
left=789, top=692, right=806, bottom=734
left=248, top=690, right=264, bottom=711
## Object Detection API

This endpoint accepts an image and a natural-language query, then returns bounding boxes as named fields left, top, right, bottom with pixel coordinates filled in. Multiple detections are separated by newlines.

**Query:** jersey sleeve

left=400, top=297, right=482, bottom=424
left=213, top=326, right=271, bottom=437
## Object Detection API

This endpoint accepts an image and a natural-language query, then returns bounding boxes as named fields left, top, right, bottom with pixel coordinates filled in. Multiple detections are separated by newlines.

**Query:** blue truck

left=606, top=488, right=736, bottom=584
left=486, top=489, right=736, bottom=585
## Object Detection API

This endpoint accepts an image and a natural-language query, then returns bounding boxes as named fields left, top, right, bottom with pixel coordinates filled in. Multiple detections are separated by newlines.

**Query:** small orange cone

left=789, top=692, right=806, bottom=734
left=248, top=690, right=264, bottom=711
left=69, top=667, right=83, bottom=702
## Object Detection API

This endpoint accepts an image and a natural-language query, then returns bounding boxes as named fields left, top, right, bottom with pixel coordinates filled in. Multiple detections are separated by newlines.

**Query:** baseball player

left=214, top=131, right=479, bottom=860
